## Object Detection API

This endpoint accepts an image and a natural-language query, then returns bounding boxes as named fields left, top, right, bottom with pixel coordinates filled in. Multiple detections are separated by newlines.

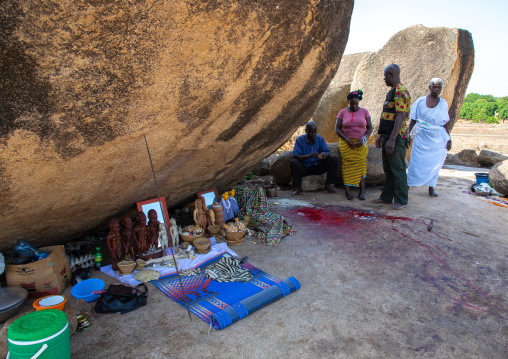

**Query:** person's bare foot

left=429, top=187, right=438, bottom=197
left=323, top=185, right=336, bottom=194
left=391, top=203, right=407, bottom=210
left=358, top=192, right=366, bottom=200
left=371, top=198, right=391, bottom=204
left=345, top=191, right=353, bottom=200
left=291, top=188, right=303, bottom=196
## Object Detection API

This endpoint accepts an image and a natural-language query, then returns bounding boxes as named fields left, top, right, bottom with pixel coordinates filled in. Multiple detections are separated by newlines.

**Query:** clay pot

left=135, top=259, right=146, bottom=271
left=193, top=237, right=211, bottom=252
left=207, top=225, right=221, bottom=235
left=117, top=261, right=136, bottom=275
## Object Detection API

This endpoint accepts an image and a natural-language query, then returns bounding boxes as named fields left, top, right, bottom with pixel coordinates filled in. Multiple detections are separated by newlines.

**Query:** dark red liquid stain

left=287, top=206, right=506, bottom=315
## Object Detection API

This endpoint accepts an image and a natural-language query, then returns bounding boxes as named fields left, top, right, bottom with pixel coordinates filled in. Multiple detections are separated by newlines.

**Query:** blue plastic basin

left=474, top=173, right=489, bottom=185
left=71, top=279, right=105, bottom=302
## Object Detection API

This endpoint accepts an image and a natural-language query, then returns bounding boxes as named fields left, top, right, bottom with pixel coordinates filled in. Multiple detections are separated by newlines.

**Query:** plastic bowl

left=71, top=279, right=105, bottom=302
left=33, top=295, right=67, bottom=311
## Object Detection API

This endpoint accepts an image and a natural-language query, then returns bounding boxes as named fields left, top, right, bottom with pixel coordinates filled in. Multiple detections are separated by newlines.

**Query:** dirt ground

left=450, top=119, right=508, bottom=155
left=5, top=163, right=505, bottom=359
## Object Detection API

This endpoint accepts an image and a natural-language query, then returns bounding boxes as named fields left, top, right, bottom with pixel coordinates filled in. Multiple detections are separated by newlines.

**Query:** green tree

left=498, top=102, right=508, bottom=120
left=464, top=93, right=481, bottom=103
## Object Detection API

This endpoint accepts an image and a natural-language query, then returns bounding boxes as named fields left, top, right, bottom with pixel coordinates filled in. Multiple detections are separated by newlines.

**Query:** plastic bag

left=13, top=240, right=49, bottom=261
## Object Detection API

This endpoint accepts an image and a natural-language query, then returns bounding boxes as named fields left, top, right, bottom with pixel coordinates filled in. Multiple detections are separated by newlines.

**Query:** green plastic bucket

left=7, top=310, right=70, bottom=359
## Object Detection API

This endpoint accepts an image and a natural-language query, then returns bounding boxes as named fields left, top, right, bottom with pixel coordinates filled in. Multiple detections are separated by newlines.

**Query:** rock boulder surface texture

left=477, top=150, right=508, bottom=168
left=489, top=160, right=508, bottom=196
left=0, top=0, right=354, bottom=249
left=351, top=25, right=474, bottom=133
left=310, top=52, right=373, bottom=143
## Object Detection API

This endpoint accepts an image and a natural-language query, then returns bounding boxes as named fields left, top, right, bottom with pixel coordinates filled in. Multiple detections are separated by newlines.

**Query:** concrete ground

left=7, top=165, right=508, bottom=358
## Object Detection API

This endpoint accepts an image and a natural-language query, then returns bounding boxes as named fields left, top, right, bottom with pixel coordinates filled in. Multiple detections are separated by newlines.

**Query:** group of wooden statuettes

left=106, top=189, right=245, bottom=270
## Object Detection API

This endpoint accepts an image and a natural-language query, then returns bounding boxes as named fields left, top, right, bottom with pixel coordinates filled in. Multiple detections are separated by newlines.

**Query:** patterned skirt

left=338, top=138, right=368, bottom=187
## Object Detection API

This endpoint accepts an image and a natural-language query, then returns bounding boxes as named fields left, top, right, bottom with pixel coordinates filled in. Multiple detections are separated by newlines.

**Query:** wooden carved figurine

left=193, top=199, right=207, bottom=231
left=121, top=215, right=135, bottom=259
left=147, top=209, right=161, bottom=249
left=169, top=218, right=179, bottom=248
left=106, top=218, right=123, bottom=271
left=201, top=197, right=214, bottom=227
left=133, top=211, right=149, bottom=255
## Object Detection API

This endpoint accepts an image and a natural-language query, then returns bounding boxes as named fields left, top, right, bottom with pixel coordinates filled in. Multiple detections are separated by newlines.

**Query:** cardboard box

left=6, top=245, right=71, bottom=298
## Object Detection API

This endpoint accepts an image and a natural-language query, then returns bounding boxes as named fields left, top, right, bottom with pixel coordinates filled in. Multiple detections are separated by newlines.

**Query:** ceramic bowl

left=193, top=237, right=211, bottom=252
left=135, top=259, right=146, bottom=271
left=117, top=261, right=136, bottom=275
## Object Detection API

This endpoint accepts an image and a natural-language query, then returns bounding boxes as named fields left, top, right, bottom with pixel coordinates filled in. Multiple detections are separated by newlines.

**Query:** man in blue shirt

left=290, top=122, right=339, bottom=196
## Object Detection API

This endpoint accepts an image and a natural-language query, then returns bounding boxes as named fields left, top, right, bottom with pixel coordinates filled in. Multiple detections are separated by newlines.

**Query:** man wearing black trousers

left=290, top=121, right=339, bottom=196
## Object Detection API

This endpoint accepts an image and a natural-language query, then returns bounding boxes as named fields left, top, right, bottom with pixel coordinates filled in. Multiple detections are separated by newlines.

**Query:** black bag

left=95, top=283, right=148, bottom=314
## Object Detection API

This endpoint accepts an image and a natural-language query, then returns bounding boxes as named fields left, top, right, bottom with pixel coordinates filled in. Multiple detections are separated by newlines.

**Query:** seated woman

left=407, top=78, right=452, bottom=197
left=335, top=90, right=373, bottom=200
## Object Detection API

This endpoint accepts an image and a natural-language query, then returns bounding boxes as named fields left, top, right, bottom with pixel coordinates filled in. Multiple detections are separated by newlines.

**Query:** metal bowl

left=0, top=300, right=25, bottom=323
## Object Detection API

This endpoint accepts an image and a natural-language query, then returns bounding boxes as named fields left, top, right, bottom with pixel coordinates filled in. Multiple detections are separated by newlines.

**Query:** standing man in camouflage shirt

left=372, top=64, right=411, bottom=210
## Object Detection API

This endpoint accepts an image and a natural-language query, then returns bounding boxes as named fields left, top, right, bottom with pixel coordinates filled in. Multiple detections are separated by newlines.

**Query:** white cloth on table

left=407, top=96, right=451, bottom=187
left=100, top=242, right=238, bottom=287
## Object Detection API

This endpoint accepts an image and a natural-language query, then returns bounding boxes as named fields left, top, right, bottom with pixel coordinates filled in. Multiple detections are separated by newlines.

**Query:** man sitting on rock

left=290, top=121, right=339, bottom=196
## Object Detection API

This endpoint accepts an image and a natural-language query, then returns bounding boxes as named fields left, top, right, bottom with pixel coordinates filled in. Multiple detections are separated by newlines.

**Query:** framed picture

left=136, top=197, right=170, bottom=225
left=197, top=188, right=219, bottom=209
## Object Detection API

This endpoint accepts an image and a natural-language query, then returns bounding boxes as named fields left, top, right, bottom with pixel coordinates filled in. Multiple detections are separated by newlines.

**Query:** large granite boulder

left=477, top=150, right=508, bottom=168
left=0, top=0, right=354, bottom=249
left=489, top=160, right=508, bottom=196
left=280, top=52, right=373, bottom=150
left=311, top=52, right=374, bottom=143
left=351, top=25, right=474, bottom=133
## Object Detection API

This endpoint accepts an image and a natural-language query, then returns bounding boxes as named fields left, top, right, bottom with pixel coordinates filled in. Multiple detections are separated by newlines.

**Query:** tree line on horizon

left=459, top=93, right=508, bottom=124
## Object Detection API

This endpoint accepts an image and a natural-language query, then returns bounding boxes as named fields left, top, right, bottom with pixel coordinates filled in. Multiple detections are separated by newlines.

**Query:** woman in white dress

left=407, top=78, right=452, bottom=197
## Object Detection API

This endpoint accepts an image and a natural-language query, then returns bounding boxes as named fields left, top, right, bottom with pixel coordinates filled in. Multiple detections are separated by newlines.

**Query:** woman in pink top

left=335, top=90, right=373, bottom=200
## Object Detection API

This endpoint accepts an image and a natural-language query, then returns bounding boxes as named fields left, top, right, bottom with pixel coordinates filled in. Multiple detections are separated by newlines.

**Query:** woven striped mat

left=152, top=256, right=300, bottom=330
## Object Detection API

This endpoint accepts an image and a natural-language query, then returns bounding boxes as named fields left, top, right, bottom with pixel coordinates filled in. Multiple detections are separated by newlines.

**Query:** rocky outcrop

left=351, top=25, right=474, bottom=133
left=280, top=52, right=373, bottom=150
left=270, top=151, right=294, bottom=186
left=489, top=160, right=508, bottom=195
left=0, top=0, right=354, bottom=249
left=280, top=126, right=306, bottom=152
left=477, top=150, right=508, bottom=168
left=310, top=52, right=374, bottom=143
left=445, top=149, right=479, bottom=166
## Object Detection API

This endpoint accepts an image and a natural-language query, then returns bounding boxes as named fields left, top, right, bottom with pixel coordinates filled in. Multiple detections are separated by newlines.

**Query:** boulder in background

left=489, top=160, right=508, bottom=196
left=477, top=150, right=508, bottom=168
left=351, top=25, right=474, bottom=133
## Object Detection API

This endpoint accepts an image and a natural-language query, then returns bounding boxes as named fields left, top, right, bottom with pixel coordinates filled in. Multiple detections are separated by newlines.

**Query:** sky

left=344, top=0, right=507, bottom=97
